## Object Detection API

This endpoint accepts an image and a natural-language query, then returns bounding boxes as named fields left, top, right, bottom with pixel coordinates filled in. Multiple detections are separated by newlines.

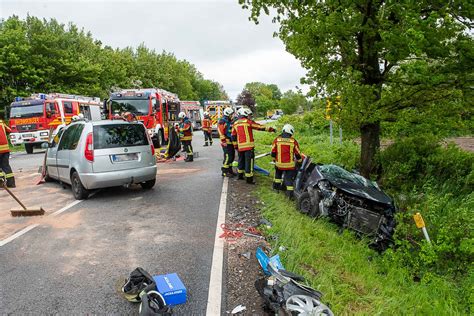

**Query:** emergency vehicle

left=107, top=88, right=181, bottom=148
left=180, top=101, right=203, bottom=130
left=8, top=93, right=102, bottom=154
left=204, top=100, right=232, bottom=137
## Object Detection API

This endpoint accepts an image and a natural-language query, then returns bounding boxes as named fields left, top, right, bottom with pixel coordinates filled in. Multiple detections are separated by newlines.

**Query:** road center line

left=0, top=195, right=89, bottom=247
left=206, top=177, right=228, bottom=315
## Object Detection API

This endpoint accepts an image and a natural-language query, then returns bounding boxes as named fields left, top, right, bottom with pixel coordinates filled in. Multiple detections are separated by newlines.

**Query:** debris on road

left=230, top=304, right=246, bottom=314
left=120, top=268, right=187, bottom=314
left=259, top=218, right=272, bottom=228
left=239, top=252, right=251, bottom=260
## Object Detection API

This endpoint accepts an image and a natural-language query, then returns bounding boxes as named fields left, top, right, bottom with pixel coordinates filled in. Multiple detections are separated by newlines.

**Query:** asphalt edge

left=205, top=177, right=228, bottom=315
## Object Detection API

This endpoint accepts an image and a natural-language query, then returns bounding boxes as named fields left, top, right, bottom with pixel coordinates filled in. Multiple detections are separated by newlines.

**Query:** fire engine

left=8, top=93, right=102, bottom=154
left=180, top=101, right=203, bottom=130
left=204, top=100, right=232, bottom=137
left=106, top=88, right=181, bottom=148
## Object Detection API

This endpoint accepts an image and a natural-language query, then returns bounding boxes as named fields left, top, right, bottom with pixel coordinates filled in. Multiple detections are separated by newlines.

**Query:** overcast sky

left=1, top=0, right=308, bottom=100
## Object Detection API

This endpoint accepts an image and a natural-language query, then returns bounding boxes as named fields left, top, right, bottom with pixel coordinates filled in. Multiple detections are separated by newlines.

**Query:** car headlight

left=40, top=132, right=48, bottom=136
left=10, top=135, right=16, bottom=139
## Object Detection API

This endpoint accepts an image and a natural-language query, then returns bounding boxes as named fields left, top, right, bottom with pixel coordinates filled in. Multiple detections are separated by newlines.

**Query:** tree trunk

left=360, top=122, right=380, bottom=179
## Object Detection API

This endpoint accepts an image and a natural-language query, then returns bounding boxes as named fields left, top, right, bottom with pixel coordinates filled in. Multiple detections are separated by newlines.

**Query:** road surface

left=0, top=133, right=225, bottom=314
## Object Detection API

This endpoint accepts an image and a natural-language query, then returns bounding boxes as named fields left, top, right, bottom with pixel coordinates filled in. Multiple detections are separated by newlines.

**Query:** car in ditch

left=294, top=157, right=396, bottom=251
left=44, top=120, right=157, bottom=200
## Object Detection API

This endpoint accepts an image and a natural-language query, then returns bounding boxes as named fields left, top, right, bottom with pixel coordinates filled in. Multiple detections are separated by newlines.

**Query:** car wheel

left=71, top=171, right=89, bottom=200
left=25, top=143, right=34, bottom=154
left=298, top=191, right=321, bottom=218
left=140, top=178, right=156, bottom=190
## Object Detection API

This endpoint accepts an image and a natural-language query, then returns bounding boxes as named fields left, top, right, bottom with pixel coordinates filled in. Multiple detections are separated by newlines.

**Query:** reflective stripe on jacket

left=0, top=120, right=11, bottom=153
left=231, top=118, right=268, bottom=152
left=179, top=118, right=193, bottom=141
left=271, top=135, right=302, bottom=170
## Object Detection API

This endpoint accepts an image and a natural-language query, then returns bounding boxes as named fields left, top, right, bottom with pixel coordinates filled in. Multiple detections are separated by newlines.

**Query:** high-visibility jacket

left=231, top=118, right=270, bottom=152
left=0, top=120, right=11, bottom=154
left=179, top=118, right=193, bottom=141
left=271, top=134, right=303, bottom=170
left=202, top=117, right=212, bottom=133
left=218, top=116, right=233, bottom=145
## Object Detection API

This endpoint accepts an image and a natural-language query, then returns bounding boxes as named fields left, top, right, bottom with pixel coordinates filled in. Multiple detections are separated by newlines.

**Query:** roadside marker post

left=413, top=212, right=431, bottom=244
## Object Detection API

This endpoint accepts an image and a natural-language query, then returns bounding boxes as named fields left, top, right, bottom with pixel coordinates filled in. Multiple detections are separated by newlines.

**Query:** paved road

left=0, top=134, right=224, bottom=314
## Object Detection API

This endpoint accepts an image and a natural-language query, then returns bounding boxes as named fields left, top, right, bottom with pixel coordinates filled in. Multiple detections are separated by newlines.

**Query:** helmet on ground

left=178, top=112, right=186, bottom=119
left=223, top=107, right=234, bottom=116
left=139, top=290, right=171, bottom=316
left=282, top=124, right=295, bottom=135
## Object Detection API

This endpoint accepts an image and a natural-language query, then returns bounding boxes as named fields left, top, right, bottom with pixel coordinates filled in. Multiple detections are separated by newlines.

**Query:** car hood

left=318, top=165, right=393, bottom=205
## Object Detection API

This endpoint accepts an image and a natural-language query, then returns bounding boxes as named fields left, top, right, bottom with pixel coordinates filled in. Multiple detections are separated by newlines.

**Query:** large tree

left=240, top=0, right=473, bottom=177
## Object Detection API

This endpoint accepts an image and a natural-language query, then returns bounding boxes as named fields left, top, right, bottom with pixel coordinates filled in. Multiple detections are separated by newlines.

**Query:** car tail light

left=84, top=132, right=94, bottom=162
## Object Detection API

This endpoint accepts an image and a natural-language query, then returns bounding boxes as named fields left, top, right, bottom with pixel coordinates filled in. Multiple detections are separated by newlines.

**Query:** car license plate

left=23, top=134, right=32, bottom=138
left=111, top=153, right=139, bottom=162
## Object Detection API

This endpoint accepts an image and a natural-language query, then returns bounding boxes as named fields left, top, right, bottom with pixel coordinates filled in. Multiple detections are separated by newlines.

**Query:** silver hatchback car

left=45, top=120, right=157, bottom=199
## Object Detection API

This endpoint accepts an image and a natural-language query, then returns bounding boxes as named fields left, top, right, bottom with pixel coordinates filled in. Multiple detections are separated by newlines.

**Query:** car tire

left=71, top=171, right=89, bottom=200
left=140, top=178, right=156, bottom=190
left=25, top=143, right=34, bottom=154
left=298, top=191, right=321, bottom=218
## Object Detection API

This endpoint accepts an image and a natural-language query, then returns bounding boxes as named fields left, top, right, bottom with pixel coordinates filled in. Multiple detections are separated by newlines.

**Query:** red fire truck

left=107, top=88, right=181, bottom=147
left=9, top=93, right=102, bottom=154
left=204, top=100, right=232, bottom=137
left=180, top=101, right=203, bottom=130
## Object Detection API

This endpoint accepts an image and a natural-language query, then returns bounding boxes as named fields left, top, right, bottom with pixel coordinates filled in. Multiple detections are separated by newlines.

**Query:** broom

left=1, top=177, right=45, bottom=217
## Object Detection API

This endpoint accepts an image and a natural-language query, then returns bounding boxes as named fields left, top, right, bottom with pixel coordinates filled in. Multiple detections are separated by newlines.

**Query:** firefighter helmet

left=282, top=124, right=295, bottom=135
left=243, top=108, right=253, bottom=117
left=223, top=107, right=234, bottom=117
left=237, top=108, right=246, bottom=116
left=178, top=112, right=186, bottom=119
left=203, top=111, right=209, bottom=116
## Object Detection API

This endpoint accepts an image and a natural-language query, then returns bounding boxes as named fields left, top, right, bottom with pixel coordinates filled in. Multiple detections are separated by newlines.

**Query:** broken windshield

left=319, top=164, right=377, bottom=189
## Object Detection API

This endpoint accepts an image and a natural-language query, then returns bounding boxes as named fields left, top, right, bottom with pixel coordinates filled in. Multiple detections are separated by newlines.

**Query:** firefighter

left=202, top=111, right=213, bottom=147
left=218, top=107, right=236, bottom=177
left=232, top=108, right=275, bottom=184
left=271, top=124, right=303, bottom=198
left=0, top=115, right=15, bottom=188
left=178, top=112, right=193, bottom=162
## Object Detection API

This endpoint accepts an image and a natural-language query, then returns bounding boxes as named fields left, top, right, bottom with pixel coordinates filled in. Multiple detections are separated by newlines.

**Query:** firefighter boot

left=246, top=176, right=256, bottom=185
left=6, top=177, right=16, bottom=188
left=272, top=182, right=281, bottom=191
left=185, top=155, right=194, bottom=162
left=204, top=142, right=209, bottom=147
left=237, top=172, right=244, bottom=180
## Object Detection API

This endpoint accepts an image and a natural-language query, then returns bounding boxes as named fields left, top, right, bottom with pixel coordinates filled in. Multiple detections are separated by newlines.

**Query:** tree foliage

left=0, top=15, right=227, bottom=112
left=240, top=0, right=473, bottom=177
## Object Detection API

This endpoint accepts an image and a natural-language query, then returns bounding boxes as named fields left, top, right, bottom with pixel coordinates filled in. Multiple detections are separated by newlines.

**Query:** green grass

left=252, top=117, right=471, bottom=314
left=255, top=178, right=465, bottom=315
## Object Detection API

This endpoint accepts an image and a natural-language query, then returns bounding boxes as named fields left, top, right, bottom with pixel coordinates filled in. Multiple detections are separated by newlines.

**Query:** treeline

left=0, top=15, right=227, bottom=112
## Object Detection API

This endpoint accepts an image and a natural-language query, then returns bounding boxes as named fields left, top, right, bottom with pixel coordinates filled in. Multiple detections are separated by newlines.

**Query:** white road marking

left=206, top=177, right=228, bottom=315
left=0, top=224, right=40, bottom=247
left=0, top=193, right=93, bottom=247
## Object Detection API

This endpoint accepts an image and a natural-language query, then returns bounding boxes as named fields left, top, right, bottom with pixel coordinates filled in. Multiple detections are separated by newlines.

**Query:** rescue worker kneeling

left=271, top=124, right=303, bottom=198
left=232, top=108, right=275, bottom=184
left=178, top=112, right=194, bottom=162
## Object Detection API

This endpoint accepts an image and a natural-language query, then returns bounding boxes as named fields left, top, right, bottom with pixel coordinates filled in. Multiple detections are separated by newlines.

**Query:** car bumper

left=10, top=131, right=49, bottom=145
left=80, top=166, right=157, bottom=190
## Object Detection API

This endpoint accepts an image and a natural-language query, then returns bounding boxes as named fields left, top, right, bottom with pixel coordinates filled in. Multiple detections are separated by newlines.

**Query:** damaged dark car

left=294, top=157, right=396, bottom=251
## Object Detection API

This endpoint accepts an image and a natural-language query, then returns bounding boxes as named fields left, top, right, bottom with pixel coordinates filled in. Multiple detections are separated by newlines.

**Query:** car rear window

left=93, top=124, right=148, bottom=149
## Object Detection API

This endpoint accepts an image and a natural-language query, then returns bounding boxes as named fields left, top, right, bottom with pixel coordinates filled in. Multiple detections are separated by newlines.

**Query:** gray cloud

left=1, top=0, right=308, bottom=100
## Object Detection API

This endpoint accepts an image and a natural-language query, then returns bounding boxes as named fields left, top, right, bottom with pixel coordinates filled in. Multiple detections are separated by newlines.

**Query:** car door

left=56, top=124, right=82, bottom=183
left=45, top=127, right=65, bottom=179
